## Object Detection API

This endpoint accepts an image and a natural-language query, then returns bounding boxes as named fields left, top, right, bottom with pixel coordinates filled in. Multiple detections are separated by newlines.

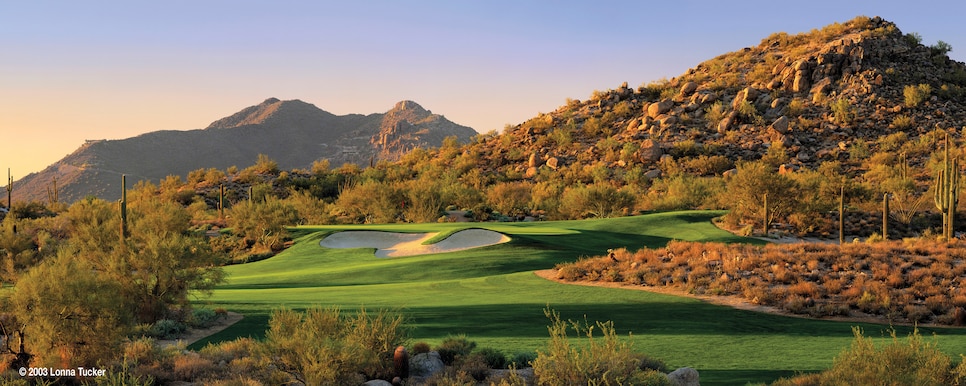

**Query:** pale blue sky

left=2, top=1, right=964, bottom=178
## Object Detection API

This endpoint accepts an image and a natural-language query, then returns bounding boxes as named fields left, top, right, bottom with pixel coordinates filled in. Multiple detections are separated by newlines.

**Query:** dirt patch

left=533, top=270, right=937, bottom=327
left=157, top=311, right=244, bottom=349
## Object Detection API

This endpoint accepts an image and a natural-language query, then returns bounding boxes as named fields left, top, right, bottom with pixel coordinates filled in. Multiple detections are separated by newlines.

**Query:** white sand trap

left=319, top=229, right=510, bottom=257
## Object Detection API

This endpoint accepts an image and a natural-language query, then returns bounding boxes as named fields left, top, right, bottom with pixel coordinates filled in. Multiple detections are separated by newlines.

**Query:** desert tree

left=8, top=251, right=132, bottom=367
left=559, top=184, right=635, bottom=219
left=726, top=161, right=800, bottom=233
left=486, top=181, right=533, bottom=217
left=229, top=196, right=299, bottom=251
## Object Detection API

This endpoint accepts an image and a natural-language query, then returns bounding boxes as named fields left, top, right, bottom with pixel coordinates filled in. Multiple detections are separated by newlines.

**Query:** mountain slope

left=13, top=99, right=476, bottom=203
left=460, top=16, right=966, bottom=180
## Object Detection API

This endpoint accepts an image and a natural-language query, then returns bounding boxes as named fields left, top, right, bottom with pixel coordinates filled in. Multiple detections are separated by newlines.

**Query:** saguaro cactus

left=763, top=193, right=769, bottom=237
left=219, top=184, right=226, bottom=220
left=882, top=193, right=889, bottom=240
left=6, top=168, right=12, bottom=210
left=839, top=184, right=845, bottom=245
left=46, top=177, right=59, bottom=205
left=934, top=132, right=960, bottom=240
left=119, top=175, right=128, bottom=240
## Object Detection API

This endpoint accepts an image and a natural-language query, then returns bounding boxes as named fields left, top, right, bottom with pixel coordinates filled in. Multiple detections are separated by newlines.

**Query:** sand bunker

left=319, top=229, right=510, bottom=257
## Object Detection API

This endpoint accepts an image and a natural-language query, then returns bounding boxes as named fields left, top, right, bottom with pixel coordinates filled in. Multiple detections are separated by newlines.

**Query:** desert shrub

left=173, top=352, right=218, bottom=381
left=774, top=327, right=966, bottom=385
left=475, top=347, right=509, bottom=369
left=637, top=354, right=668, bottom=373
left=264, top=307, right=407, bottom=385
left=151, top=319, right=187, bottom=340
left=457, top=353, right=492, bottom=381
left=532, top=308, right=662, bottom=385
left=786, top=98, right=805, bottom=117
left=189, top=308, right=220, bottom=329
left=412, top=341, right=432, bottom=354
left=830, top=98, right=855, bottom=125
left=437, top=334, right=477, bottom=366
left=892, top=115, right=914, bottom=130
left=905, top=83, right=932, bottom=107
left=510, top=351, right=537, bottom=368
left=704, top=101, right=726, bottom=129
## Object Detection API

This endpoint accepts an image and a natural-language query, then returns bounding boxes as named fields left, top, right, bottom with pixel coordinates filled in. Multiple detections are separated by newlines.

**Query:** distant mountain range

left=12, top=98, right=476, bottom=202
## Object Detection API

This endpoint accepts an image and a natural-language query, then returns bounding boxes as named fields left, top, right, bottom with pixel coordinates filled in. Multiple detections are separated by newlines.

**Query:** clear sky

left=2, top=1, right=964, bottom=179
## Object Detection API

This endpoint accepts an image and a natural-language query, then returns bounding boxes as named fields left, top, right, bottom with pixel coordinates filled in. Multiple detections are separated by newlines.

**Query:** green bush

left=189, top=308, right=220, bottom=329
left=151, top=319, right=187, bottom=340
left=510, top=351, right=537, bottom=368
left=475, top=347, right=509, bottom=369
left=830, top=98, right=855, bottom=125
left=436, top=334, right=477, bottom=365
left=904, top=83, right=932, bottom=107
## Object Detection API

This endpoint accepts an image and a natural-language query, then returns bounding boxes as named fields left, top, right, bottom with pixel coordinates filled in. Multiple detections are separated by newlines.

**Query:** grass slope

left=195, top=211, right=966, bottom=385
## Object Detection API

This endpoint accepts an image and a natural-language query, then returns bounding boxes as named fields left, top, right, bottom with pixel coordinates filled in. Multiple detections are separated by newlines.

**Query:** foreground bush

left=264, top=306, right=407, bottom=385
left=770, top=327, right=966, bottom=385
left=532, top=308, right=670, bottom=385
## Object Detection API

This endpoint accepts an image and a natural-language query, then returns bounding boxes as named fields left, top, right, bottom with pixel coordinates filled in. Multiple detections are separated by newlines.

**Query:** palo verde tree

left=7, top=250, right=133, bottom=368
left=726, top=160, right=800, bottom=234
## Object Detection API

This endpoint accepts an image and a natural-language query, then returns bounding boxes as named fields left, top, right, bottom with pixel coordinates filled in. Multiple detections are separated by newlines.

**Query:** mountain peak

left=391, top=100, right=428, bottom=114
left=205, top=98, right=329, bottom=129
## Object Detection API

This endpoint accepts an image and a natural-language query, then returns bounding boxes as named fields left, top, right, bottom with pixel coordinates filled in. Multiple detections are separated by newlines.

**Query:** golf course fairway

left=193, top=211, right=966, bottom=385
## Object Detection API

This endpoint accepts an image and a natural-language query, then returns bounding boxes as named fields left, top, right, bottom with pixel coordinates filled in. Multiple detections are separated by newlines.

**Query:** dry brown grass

left=556, top=239, right=966, bottom=325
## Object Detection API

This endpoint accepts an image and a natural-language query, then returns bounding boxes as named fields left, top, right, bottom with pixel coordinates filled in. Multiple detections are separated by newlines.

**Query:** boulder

left=639, top=139, right=664, bottom=162
left=528, top=152, right=541, bottom=168
left=793, top=72, right=810, bottom=93
left=410, top=351, right=445, bottom=378
left=525, top=167, right=538, bottom=178
left=546, top=157, right=559, bottom=170
left=648, top=100, right=674, bottom=118
left=731, top=87, right=760, bottom=110
left=809, top=77, right=833, bottom=96
left=644, top=169, right=663, bottom=179
left=667, top=367, right=700, bottom=386
left=364, top=381, right=393, bottom=386
left=679, top=81, right=698, bottom=96
left=769, top=116, right=790, bottom=134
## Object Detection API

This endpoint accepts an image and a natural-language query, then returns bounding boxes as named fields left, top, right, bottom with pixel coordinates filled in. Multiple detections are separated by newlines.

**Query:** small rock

left=364, top=380, right=392, bottom=386
left=644, top=169, right=663, bottom=179
left=769, top=116, right=790, bottom=134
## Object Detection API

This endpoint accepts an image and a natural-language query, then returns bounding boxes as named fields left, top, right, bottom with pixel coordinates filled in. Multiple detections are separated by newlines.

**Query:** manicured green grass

left=194, top=211, right=966, bottom=385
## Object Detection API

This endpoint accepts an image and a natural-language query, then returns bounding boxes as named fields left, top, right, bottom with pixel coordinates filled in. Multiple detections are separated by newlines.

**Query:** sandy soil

left=319, top=229, right=510, bottom=257
left=157, top=311, right=244, bottom=349
left=533, top=269, right=938, bottom=327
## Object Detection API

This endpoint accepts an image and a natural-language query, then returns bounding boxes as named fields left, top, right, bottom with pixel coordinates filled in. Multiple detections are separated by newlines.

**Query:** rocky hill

left=12, top=98, right=476, bottom=203
left=462, top=16, right=966, bottom=182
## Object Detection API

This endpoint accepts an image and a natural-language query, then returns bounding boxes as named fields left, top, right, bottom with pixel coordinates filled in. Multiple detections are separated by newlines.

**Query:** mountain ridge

left=12, top=99, right=476, bottom=203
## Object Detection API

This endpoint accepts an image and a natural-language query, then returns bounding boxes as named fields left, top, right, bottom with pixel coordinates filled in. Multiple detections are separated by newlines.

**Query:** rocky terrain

left=462, top=16, right=965, bottom=182
left=11, top=99, right=476, bottom=202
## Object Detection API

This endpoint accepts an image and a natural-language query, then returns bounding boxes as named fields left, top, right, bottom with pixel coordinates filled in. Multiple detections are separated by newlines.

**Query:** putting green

left=194, top=211, right=966, bottom=385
